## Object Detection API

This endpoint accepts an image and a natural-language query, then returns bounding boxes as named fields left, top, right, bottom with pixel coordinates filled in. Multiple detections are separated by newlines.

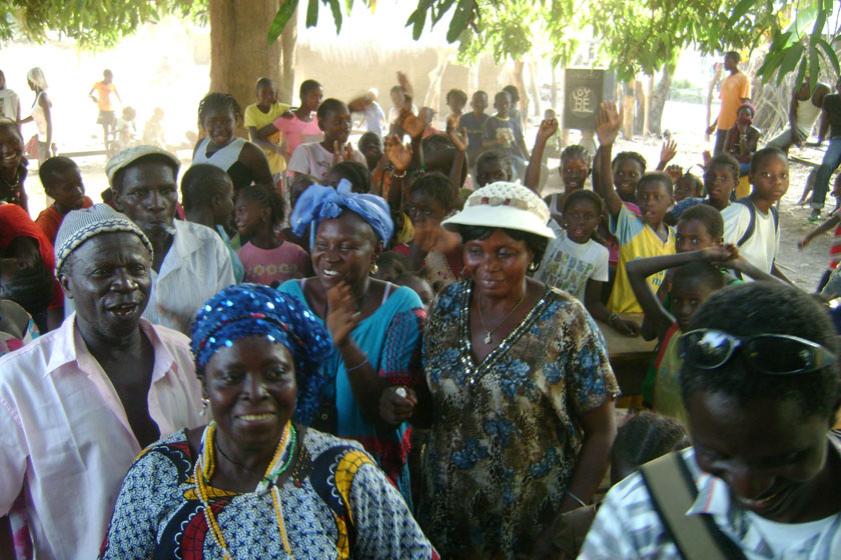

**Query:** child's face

left=447, top=95, right=466, bottom=115
left=561, top=156, right=589, bottom=192
left=406, top=190, right=448, bottom=226
left=704, top=164, right=736, bottom=206
left=257, top=84, right=276, bottom=106
left=404, top=277, right=434, bottom=310
left=672, top=277, right=718, bottom=332
left=211, top=181, right=235, bottom=227
left=750, top=154, right=789, bottom=203
left=494, top=93, right=511, bottom=117
left=46, top=167, right=85, bottom=210
left=613, top=159, right=643, bottom=202
left=235, top=195, right=268, bottom=238
left=737, top=108, right=753, bottom=126
left=564, top=199, right=600, bottom=244
left=636, top=181, right=673, bottom=227
left=359, top=137, right=382, bottom=168
left=203, top=106, right=236, bottom=147
left=302, top=87, right=324, bottom=112
left=476, top=159, right=511, bottom=187
left=676, top=218, right=717, bottom=253
left=673, top=177, right=702, bottom=202
left=319, top=108, right=352, bottom=145
left=471, top=93, right=488, bottom=113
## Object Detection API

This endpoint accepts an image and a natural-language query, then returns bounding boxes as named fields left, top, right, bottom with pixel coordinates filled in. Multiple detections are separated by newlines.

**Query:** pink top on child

left=273, top=113, right=323, bottom=161
left=237, top=241, right=311, bottom=286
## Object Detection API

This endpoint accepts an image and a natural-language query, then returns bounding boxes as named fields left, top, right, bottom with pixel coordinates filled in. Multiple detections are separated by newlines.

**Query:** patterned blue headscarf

left=191, top=284, right=331, bottom=380
left=291, top=179, right=394, bottom=248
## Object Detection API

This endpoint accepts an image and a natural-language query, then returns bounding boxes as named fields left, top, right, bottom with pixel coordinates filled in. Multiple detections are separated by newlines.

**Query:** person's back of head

left=375, top=251, right=410, bottom=282
left=475, top=149, right=512, bottom=187
left=409, top=172, right=457, bottom=216
left=395, top=272, right=434, bottom=308
left=38, top=156, right=78, bottom=189
left=328, top=160, right=371, bottom=194
left=180, top=164, right=234, bottom=214
left=611, top=411, right=690, bottom=485
left=679, top=203, right=724, bottom=242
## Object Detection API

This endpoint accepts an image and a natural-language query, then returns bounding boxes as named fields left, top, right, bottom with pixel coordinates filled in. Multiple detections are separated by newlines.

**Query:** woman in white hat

left=392, top=182, right=619, bottom=559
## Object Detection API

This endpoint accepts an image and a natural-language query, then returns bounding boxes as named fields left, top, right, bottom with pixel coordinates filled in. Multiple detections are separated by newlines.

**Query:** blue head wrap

left=290, top=179, right=394, bottom=248
left=191, top=284, right=331, bottom=380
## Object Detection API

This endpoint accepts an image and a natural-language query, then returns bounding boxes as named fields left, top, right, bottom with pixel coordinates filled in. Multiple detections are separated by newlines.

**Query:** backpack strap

left=640, top=452, right=747, bottom=560
left=735, top=198, right=756, bottom=247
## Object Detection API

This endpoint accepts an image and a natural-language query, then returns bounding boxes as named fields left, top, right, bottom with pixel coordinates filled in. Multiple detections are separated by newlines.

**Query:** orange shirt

left=92, top=81, right=117, bottom=112
left=35, top=197, right=94, bottom=244
left=716, top=72, right=751, bottom=130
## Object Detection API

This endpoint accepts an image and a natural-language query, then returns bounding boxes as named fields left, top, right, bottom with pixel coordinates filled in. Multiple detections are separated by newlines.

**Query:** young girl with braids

left=235, top=183, right=311, bottom=286
left=192, top=92, right=273, bottom=190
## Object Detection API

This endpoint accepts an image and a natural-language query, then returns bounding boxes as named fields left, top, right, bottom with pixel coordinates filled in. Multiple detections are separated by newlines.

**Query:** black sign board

left=563, top=68, right=614, bottom=131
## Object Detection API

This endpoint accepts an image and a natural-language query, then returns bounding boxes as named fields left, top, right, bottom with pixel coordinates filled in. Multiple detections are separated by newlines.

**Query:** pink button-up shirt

left=0, top=314, right=204, bottom=559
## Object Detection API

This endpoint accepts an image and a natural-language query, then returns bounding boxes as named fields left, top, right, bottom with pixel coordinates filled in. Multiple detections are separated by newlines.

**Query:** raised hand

left=659, top=139, right=678, bottom=165
left=401, top=112, right=426, bottom=139
left=325, top=282, right=361, bottom=349
left=596, top=101, right=621, bottom=146
left=447, top=115, right=468, bottom=152
left=536, top=118, right=559, bottom=144
left=343, top=143, right=354, bottom=162
left=665, top=164, right=683, bottom=182
left=385, top=135, right=413, bottom=172
left=701, top=243, right=739, bottom=263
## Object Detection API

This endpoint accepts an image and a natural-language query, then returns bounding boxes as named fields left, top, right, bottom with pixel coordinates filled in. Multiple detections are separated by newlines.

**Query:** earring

left=200, top=397, right=210, bottom=415
left=370, top=263, right=379, bottom=276
left=528, top=262, right=539, bottom=272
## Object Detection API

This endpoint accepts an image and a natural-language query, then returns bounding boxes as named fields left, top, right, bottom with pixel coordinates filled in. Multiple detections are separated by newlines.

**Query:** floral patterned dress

left=417, top=281, right=618, bottom=559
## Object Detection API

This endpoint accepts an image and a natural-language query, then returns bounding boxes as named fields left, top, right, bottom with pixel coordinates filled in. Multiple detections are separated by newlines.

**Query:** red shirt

left=35, top=197, right=94, bottom=244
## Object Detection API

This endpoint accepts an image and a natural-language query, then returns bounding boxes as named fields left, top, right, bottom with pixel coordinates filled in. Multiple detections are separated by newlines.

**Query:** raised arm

left=593, top=101, right=624, bottom=217
left=627, top=254, right=682, bottom=342
left=800, top=212, right=841, bottom=248
left=524, top=118, right=558, bottom=192
left=248, top=125, right=280, bottom=153
left=655, top=139, right=677, bottom=171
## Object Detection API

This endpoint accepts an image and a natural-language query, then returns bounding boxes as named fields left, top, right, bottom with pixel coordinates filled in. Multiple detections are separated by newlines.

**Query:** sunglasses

left=679, top=329, right=837, bottom=375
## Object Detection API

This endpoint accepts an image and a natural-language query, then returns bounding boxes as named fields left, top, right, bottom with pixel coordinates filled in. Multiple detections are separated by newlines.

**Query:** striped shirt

left=580, top=447, right=841, bottom=559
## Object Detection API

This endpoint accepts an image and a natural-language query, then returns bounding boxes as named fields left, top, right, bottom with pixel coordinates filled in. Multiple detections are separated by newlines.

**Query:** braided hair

left=612, top=151, right=647, bottom=172
left=237, top=183, right=285, bottom=229
left=197, top=92, right=242, bottom=129
left=560, top=144, right=591, bottom=165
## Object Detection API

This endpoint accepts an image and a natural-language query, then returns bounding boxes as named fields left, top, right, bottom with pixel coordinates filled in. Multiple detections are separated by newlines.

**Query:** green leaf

left=817, top=37, right=841, bottom=75
left=433, top=0, right=457, bottom=23
left=406, top=0, right=431, bottom=40
left=306, top=0, right=319, bottom=28
left=728, top=0, right=754, bottom=25
left=778, top=42, right=805, bottom=78
left=795, top=57, right=808, bottom=88
left=267, top=0, right=299, bottom=43
left=809, top=44, right=820, bottom=90
left=327, top=0, right=342, bottom=32
left=447, top=0, right=474, bottom=43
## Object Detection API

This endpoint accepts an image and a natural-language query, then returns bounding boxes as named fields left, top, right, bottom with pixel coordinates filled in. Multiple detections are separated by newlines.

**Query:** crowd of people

left=0, top=56, right=839, bottom=560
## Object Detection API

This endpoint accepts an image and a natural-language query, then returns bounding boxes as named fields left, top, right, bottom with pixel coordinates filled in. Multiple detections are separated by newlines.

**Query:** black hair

left=476, top=149, right=511, bottom=175
left=255, top=76, right=274, bottom=90
left=494, top=91, right=511, bottom=104
left=38, top=156, right=78, bottom=187
left=680, top=282, right=841, bottom=421
left=421, top=135, right=468, bottom=187
left=358, top=131, right=381, bottom=151
left=197, top=92, right=242, bottom=128
left=375, top=251, right=411, bottom=281
left=473, top=90, right=488, bottom=101
left=612, top=411, right=690, bottom=469
left=0, top=259, right=53, bottom=316
left=458, top=225, right=548, bottom=267
left=707, top=153, right=740, bottom=182
left=236, top=183, right=285, bottom=228
left=316, top=98, right=347, bottom=121
left=409, top=172, right=457, bottom=213
left=180, top=164, right=232, bottom=212
left=560, top=144, right=591, bottom=165
left=679, top=204, right=724, bottom=240
left=750, top=146, right=788, bottom=175
left=299, top=79, right=321, bottom=100
left=676, top=172, right=704, bottom=197
left=502, top=84, right=520, bottom=102
left=637, top=172, right=673, bottom=196
left=111, top=153, right=179, bottom=194
left=672, top=261, right=725, bottom=292
left=612, top=151, right=647, bottom=172
left=446, top=88, right=468, bottom=107
left=725, top=50, right=741, bottom=62
left=562, top=189, right=604, bottom=215
left=329, top=160, right=371, bottom=194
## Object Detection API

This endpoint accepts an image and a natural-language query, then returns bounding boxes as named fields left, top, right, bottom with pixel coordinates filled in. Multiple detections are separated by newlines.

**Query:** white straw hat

left=442, top=181, right=555, bottom=239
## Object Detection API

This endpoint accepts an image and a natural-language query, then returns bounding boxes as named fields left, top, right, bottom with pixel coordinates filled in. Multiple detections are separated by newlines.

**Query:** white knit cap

left=54, top=204, right=153, bottom=275
left=105, top=145, right=180, bottom=184
left=442, top=181, right=556, bottom=239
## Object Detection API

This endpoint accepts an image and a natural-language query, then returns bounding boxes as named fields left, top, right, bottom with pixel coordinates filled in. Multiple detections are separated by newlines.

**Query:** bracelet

left=346, top=358, right=369, bottom=372
left=392, top=169, right=407, bottom=178
left=607, top=312, right=620, bottom=325
left=566, top=490, right=588, bottom=508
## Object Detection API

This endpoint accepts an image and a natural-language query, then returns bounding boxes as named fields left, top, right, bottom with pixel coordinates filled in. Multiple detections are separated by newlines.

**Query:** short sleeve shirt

left=0, top=89, right=20, bottom=120
left=237, top=241, right=311, bottom=286
left=717, top=72, right=751, bottom=130
left=458, top=112, right=490, bottom=158
left=92, top=81, right=117, bottom=112
left=722, top=200, right=779, bottom=275
left=534, top=225, right=609, bottom=302
left=274, top=113, right=323, bottom=159
left=483, top=116, right=523, bottom=158
left=244, top=101, right=291, bottom=174
left=287, top=142, right=367, bottom=182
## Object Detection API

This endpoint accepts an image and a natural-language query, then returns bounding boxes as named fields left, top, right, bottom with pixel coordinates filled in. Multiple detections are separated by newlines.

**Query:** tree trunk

left=278, top=7, right=298, bottom=104
left=622, top=81, right=635, bottom=139
left=513, top=60, right=528, bottom=128
left=649, top=67, right=672, bottom=136
left=210, top=0, right=283, bottom=122
left=528, top=60, right=541, bottom=117
left=705, top=63, right=723, bottom=141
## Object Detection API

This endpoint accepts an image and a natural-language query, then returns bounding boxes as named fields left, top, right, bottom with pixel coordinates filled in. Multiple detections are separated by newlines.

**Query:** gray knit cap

left=54, top=204, right=154, bottom=275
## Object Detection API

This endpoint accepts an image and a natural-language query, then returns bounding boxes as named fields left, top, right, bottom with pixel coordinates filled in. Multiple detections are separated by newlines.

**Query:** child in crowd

left=458, top=90, right=489, bottom=166
left=628, top=250, right=730, bottom=422
left=798, top=173, right=841, bottom=290
left=395, top=272, right=434, bottom=311
left=611, top=151, right=647, bottom=209
left=594, top=101, right=675, bottom=314
left=272, top=79, right=323, bottom=161
left=245, top=77, right=291, bottom=178
left=445, top=89, right=467, bottom=124
left=419, top=107, right=441, bottom=138
left=474, top=149, right=512, bottom=187
left=535, top=190, right=640, bottom=336
left=374, top=251, right=411, bottom=282
left=142, top=107, right=166, bottom=148
left=722, top=146, right=789, bottom=278
left=325, top=161, right=371, bottom=193
left=672, top=171, right=703, bottom=202
left=724, top=102, right=761, bottom=175
left=235, top=183, right=311, bottom=286
left=358, top=131, right=383, bottom=171
left=114, top=106, right=137, bottom=151
left=666, top=153, right=738, bottom=223
left=483, top=91, right=529, bottom=179
left=287, top=98, right=367, bottom=183
left=35, top=157, right=93, bottom=243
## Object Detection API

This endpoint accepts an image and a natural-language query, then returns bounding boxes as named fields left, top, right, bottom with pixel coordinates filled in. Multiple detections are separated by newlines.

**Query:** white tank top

left=32, top=91, right=49, bottom=141
left=795, top=97, right=822, bottom=135
left=193, top=136, right=246, bottom=171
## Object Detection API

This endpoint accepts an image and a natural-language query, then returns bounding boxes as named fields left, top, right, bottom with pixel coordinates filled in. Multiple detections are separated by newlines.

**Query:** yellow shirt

left=717, top=72, right=751, bottom=130
left=244, top=102, right=291, bottom=175
left=92, top=82, right=117, bottom=112
left=608, top=205, right=676, bottom=314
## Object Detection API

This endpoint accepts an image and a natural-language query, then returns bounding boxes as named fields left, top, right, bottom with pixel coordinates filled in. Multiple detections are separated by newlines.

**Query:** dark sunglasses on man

left=679, top=328, right=837, bottom=375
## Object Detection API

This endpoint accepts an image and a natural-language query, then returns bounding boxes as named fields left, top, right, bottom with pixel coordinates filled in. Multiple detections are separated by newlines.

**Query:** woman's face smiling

left=0, top=125, right=23, bottom=173
left=561, top=157, right=589, bottom=192
left=204, top=336, right=297, bottom=452
left=203, top=106, right=236, bottom=148
left=312, top=212, right=379, bottom=290
left=463, top=229, right=532, bottom=299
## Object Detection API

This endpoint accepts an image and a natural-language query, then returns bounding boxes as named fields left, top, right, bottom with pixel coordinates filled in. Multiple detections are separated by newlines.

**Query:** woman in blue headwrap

left=278, top=180, right=426, bottom=505
left=100, top=284, right=438, bottom=559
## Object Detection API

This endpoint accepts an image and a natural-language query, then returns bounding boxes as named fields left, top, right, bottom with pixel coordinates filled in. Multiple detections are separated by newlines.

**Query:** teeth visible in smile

left=239, top=413, right=274, bottom=421
left=323, top=269, right=339, bottom=277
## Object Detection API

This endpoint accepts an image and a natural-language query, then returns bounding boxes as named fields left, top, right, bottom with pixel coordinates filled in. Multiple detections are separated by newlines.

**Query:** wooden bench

left=596, top=313, right=657, bottom=406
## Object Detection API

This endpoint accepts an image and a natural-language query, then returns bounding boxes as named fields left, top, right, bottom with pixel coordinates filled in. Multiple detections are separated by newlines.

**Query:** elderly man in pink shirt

left=0, top=204, right=204, bottom=559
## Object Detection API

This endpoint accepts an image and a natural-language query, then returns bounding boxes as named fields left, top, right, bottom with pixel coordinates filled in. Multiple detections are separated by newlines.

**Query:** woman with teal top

left=278, top=179, right=425, bottom=504
left=99, top=284, right=437, bottom=559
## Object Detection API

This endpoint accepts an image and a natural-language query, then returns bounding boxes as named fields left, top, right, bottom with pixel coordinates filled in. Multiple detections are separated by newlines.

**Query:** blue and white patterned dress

left=99, top=427, right=438, bottom=559
left=417, top=281, right=618, bottom=559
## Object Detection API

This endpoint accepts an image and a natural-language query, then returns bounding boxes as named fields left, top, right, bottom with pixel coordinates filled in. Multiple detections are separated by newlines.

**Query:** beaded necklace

left=193, top=421, right=297, bottom=559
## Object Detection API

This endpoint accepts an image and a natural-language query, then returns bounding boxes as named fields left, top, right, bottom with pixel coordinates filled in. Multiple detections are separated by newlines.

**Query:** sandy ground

left=18, top=99, right=832, bottom=291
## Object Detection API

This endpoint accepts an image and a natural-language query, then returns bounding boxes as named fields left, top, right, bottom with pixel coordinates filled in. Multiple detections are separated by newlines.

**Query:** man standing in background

left=707, top=52, right=751, bottom=155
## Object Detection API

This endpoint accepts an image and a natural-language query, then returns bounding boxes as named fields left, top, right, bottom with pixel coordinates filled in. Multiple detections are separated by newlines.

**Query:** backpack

left=735, top=197, right=779, bottom=247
